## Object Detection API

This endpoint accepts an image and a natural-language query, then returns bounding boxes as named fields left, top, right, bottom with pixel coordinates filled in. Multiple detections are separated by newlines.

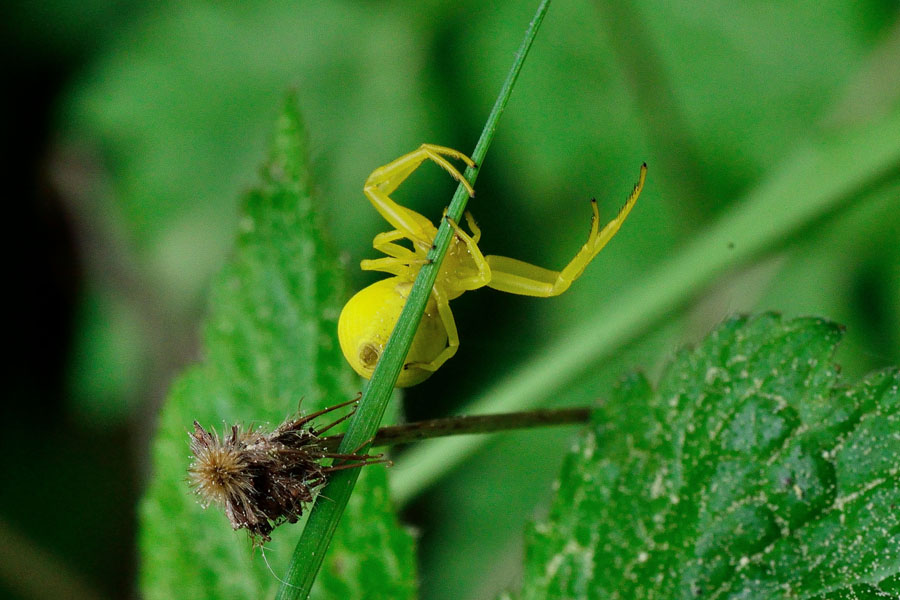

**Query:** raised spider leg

left=485, top=163, right=647, bottom=297
left=363, top=144, right=476, bottom=247
left=403, top=285, right=460, bottom=373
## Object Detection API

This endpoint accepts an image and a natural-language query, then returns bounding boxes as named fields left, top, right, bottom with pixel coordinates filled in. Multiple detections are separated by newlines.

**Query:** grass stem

left=274, top=2, right=551, bottom=597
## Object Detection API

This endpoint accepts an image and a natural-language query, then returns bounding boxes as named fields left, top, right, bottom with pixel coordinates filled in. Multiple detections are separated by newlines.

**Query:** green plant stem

left=318, top=406, right=591, bottom=451
left=275, top=1, right=551, bottom=597
left=390, top=106, right=900, bottom=505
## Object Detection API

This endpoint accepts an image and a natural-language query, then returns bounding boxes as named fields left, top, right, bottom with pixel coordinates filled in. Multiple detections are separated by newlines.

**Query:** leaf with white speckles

left=138, top=98, right=416, bottom=600
left=520, top=314, right=900, bottom=599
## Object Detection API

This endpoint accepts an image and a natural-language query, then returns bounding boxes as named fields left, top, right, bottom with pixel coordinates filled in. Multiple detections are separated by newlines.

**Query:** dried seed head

left=189, top=402, right=595, bottom=545
left=189, top=420, right=329, bottom=544
left=188, top=424, right=254, bottom=508
left=188, top=398, right=380, bottom=545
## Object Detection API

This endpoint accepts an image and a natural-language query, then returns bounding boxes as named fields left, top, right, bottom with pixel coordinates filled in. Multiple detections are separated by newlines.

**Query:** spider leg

left=485, top=163, right=646, bottom=297
left=360, top=230, right=430, bottom=277
left=443, top=215, right=491, bottom=293
left=364, top=144, right=476, bottom=243
left=361, top=256, right=429, bottom=278
left=463, top=211, right=482, bottom=244
left=372, top=230, right=408, bottom=250
left=403, top=286, right=459, bottom=373
left=371, top=230, right=422, bottom=261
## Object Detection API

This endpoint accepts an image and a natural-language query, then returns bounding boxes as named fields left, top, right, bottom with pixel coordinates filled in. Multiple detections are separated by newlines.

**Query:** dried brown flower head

left=188, top=398, right=377, bottom=544
left=190, top=401, right=594, bottom=544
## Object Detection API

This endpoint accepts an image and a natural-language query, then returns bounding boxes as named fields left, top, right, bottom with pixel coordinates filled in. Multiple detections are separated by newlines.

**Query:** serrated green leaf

left=521, top=314, right=900, bottom=599
left=138, top=98, right=415, bottom=600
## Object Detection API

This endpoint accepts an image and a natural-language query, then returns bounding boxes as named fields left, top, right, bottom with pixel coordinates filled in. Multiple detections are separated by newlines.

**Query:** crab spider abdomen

left=338, top=277, right=447, bottom=387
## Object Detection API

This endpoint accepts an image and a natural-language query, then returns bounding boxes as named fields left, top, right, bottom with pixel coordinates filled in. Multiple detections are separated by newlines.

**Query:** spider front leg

left=363, top=144, right=476, bottom=246
left=485, top=163, right=647, bottom=297
left=360, top=230, right=429, bottom=279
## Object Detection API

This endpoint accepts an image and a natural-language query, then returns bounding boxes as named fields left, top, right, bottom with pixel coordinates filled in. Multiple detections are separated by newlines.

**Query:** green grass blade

left=275, top=2, right=552, bottom=597
left=391, top=104, right=900, bottom=504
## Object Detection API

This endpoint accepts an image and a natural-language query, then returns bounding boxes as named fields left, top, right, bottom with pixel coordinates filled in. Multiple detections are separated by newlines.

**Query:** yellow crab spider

left=337, top=143, right=647, bottom=387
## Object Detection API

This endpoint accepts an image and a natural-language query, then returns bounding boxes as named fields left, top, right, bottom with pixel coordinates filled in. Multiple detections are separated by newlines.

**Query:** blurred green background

left=3, top=1, right=900, bottom=599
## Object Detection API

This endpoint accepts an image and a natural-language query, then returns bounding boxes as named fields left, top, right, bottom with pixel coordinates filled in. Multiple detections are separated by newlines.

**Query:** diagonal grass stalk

left=274, top=1, right=552, bottom=597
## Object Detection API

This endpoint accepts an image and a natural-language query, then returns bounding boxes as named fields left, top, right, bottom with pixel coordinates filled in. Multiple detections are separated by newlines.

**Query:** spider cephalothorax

left=188, top=398, right=378, bottom=544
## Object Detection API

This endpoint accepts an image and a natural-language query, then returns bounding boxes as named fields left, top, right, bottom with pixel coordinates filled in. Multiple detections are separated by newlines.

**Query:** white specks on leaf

left=520, top=316, right=900, bottom=599
left=650, top=470, right=666, bottom=499
left=705, top=366, right=729, bottom=385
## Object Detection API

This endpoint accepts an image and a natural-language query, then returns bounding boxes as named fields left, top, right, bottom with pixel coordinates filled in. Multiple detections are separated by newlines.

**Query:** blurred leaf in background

left=2, top=0, right=899, bottom=599
left=140, top=98, right=415, bottom=599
